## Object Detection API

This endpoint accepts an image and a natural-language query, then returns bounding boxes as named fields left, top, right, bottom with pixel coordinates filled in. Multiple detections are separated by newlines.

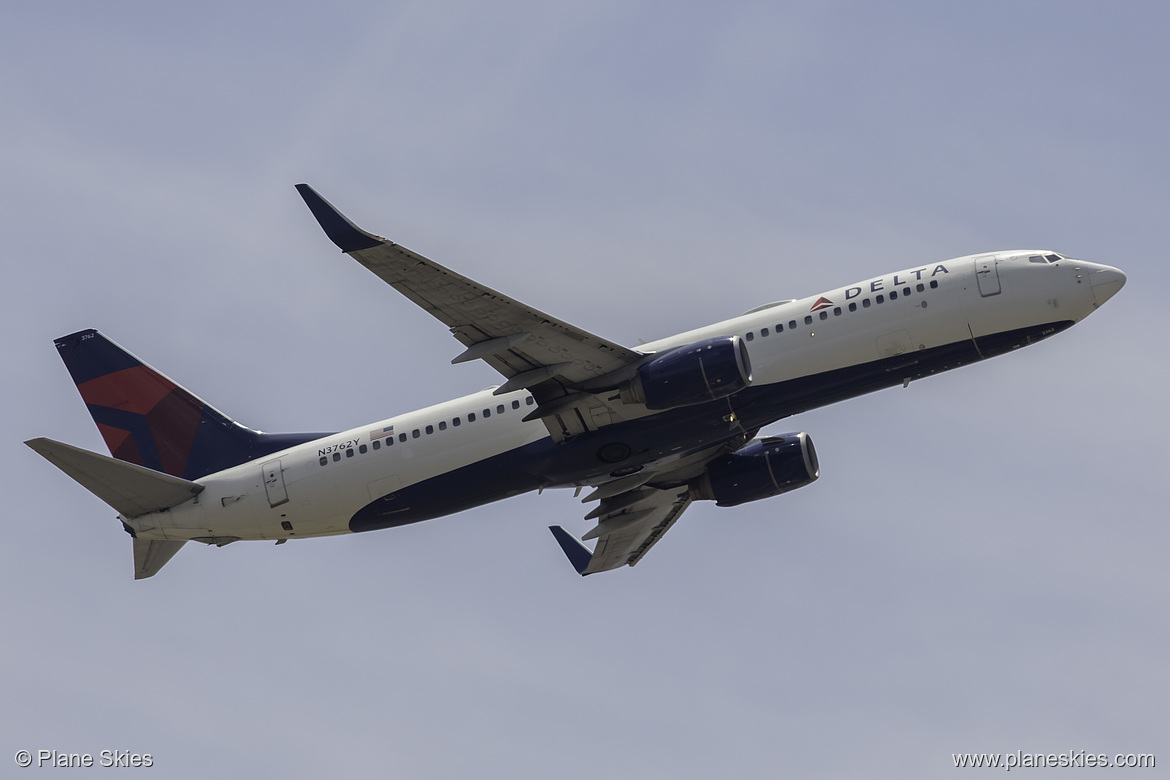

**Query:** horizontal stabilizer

left=549, top=526, right=593, bottom=576
left=133, top=538, right=187, bottom=580
left=26, top=437, right=203, bottom=518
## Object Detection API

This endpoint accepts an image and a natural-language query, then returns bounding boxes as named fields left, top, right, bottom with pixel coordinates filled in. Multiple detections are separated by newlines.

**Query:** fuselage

left=127, top=250, right=1124, bottom=545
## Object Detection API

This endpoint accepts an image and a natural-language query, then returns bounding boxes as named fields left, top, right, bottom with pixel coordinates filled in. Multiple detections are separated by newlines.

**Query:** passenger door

left=974, top=255, right=1001, bottom=297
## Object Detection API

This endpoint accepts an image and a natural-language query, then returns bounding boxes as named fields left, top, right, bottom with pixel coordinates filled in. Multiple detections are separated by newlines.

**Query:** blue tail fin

left=53, top=330, right=330, bottom=480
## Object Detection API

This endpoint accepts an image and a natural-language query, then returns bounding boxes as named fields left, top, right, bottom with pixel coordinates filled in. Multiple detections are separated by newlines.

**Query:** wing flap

left=586, top=486, right=692, bottom=573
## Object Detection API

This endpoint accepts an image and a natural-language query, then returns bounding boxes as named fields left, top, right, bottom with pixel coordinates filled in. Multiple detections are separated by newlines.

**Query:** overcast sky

left=2, top=2, right=1166, bottom=777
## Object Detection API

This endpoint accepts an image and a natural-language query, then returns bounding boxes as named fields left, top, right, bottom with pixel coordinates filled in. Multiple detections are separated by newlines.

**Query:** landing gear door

left=975, top=255, right=1001, bottom=297
left=262, top=459, right=289, bottom=508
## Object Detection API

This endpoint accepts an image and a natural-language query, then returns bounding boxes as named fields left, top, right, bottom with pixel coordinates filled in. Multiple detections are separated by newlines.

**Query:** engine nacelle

left=620, top=336, right=752, bottom=411
left=693, top=433, right=819, bottom=507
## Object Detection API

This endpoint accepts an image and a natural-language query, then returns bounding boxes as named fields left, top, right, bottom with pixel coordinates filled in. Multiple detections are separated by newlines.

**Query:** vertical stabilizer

left=52, top=330, right=329, bottom=479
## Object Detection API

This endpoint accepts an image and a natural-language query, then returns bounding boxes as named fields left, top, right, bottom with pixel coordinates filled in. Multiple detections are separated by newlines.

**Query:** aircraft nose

left=1089, top=265, right=1126, bottom=306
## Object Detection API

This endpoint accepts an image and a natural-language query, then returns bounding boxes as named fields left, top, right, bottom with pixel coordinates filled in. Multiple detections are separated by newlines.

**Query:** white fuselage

left=128, top=251, right=1119, bottom=544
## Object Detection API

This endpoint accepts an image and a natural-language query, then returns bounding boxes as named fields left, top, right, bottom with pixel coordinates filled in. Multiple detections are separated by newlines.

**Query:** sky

left=2, top=1, right=1167, bottom=777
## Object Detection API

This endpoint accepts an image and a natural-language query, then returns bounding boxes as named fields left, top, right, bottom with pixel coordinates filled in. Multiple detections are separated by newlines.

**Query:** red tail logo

left=810, top=296, right=833, bottom=312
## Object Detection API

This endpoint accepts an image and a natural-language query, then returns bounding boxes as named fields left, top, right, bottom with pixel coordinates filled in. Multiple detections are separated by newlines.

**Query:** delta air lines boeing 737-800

left=27, top=186, right=1126, bottom=579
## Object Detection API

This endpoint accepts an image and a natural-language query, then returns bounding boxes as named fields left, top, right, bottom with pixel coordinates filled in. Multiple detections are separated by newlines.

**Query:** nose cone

left=1090, top=265, right=1127, bottom=306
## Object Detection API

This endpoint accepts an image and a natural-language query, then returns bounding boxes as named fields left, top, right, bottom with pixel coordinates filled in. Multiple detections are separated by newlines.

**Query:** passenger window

left=848, top=302, right=857, bottom=312
left=319, top=456, right=327, bottom=466
left=439, top=421, right=447, bottom=431
left=889, top=290, right=898, bottom=300
left=876, top=295, right=885, bottom=304
left=804, top=315, right=813, bottom=325
left=819, top=311, right=828, bottom=320
left=833, top=307, right=841, bottom=316
left=761, top=327, right=769, bottom=337
left=929, top=280, right=939, bottom=289
left=453, top=417, right=461, bottom=427
left=399, top=433, right=407, bottom=442
left=512, top=400, right=520, bottom=410
left=333, top=452, right=341, bottom=462
left=862, top=298, right=871, bottom=308
left=497, top=404, right=505, bottom=414
left=412, top=429, right=420, bottom=439
left=525, top=396, right=535, bottom=406
left=902, top=287, right=910, bottom=296
left=373, top=440, right=381, bottom=450
left=745, top=331, right=754, bottom=341
left=359, top=444, right=367, bottom=454
left=788, top=320, right=797, bottom=330
left=346, top=449, right=354, bottom=458
left=483, top=409, right=491, bottom=418
left=425, top=425, right=434, bottom=435
left=468, top=412, right=476, bottom=422
left=916, top=283, right=925, bottom=292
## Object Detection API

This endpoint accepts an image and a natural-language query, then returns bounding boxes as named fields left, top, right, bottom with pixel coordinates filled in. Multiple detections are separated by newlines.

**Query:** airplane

left=26, top=185, right=1127, bottom=579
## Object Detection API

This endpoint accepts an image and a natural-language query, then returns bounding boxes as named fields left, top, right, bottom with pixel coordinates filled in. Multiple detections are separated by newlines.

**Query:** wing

left=549, top=484, right=693, bottom=575
left=546, top=434, right=761, bottom=575
left=297, top=185, right=644, bottom=414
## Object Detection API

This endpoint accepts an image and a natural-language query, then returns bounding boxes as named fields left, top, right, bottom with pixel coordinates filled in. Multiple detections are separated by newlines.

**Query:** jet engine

left=692, top=433, right=819, bottom=507
left=620, top=336, right=752, bottom=410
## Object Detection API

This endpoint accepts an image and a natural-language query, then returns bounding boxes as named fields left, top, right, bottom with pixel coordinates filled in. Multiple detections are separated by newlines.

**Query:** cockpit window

left=1028, top=255, right=1046, bottom=263
left=1044, top=253, right=1061, bottom=262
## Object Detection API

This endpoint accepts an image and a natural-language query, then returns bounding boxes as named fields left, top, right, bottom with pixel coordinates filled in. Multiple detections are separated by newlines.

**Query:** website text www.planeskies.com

left=953, top=750, right=1154, bottom=771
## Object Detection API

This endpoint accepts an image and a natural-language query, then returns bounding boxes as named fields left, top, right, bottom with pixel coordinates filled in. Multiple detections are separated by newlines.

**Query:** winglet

left=549, top=525, right=593, bottom=576
left=295, top=184, right=384, bottom=252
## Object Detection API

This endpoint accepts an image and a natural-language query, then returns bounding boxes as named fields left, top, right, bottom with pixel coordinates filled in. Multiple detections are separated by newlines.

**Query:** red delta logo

left=809, top=296, right=833, bottom=312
